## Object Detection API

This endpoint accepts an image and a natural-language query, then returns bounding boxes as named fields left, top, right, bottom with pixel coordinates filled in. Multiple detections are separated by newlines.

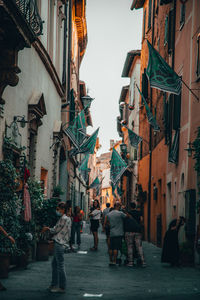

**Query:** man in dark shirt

left=124, top=202, right=146, bottom=267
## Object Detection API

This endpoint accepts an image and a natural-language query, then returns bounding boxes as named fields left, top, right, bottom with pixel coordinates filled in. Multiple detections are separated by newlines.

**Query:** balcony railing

left=15, top=0, right=43, bottom=36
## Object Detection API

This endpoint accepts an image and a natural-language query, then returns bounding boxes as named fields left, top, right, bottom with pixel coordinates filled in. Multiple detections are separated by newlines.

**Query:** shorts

left=110, top=236, right=122, bottom=251
left=90, top=220, right=99, bottom=232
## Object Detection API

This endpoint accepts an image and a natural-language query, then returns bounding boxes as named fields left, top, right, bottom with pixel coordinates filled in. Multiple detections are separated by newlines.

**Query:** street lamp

left=81, top=95, right=94, bottom=109
left=13, top=115, right=29, bottom=128
left=184, top=142, right=194, bottom=157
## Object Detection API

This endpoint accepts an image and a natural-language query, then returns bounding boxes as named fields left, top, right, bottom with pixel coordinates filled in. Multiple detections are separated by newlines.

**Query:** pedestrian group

left=0, top=199, right=186, bottom=294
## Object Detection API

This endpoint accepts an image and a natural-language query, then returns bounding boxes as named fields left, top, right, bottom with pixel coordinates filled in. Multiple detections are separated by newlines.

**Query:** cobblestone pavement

left=1, top=225, right=200, bottom=300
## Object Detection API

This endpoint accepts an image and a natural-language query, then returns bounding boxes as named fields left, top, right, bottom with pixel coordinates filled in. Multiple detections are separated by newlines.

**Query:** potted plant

left=0, top=159, right=21, bottom=278
left=52, top=185, right=64, bottom=198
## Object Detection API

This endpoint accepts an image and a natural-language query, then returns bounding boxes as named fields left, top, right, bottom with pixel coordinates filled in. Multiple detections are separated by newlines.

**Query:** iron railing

left=15, top=0, right=43, bottom=36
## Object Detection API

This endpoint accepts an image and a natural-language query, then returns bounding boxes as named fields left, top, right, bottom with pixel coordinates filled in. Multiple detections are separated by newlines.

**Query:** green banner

left=110, top=148, right=127, bottom=187
left=78, top=154, right=90, bottom=182
left=146, top=40, right=182, bottom=95
left=128, top=128, right=143, bottom=149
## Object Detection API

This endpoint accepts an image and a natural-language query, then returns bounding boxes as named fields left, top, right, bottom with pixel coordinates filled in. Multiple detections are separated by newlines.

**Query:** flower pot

left=36, top=241, right=49, bottom=261
left=0, top=253, right=10, bottom=278
left=48, top=240, right=54, bottom=256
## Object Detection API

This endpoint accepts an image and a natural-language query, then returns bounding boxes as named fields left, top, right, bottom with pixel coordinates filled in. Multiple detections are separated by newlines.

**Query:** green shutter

left=69, top=89, right=75, bottom=124
left=168, top=94, right=173, bottom=144
left=142, top=69, right=148, bottom=101
left=148, top=0, right=152, bottom=29
left=163, top=93, right=168, bottom=144
left=164, top=15, right=168, bottom=46
left=180, top=4, right=186, bottom=28
left=140, top=140, right=143, bottom=160
left=173, top=94, right=181, bottom=130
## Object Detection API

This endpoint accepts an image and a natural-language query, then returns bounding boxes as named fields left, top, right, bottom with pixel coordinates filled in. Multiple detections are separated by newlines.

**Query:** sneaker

left=47, top=285, right=56, bottom=291
left=50, top=287, right=65, bottom=293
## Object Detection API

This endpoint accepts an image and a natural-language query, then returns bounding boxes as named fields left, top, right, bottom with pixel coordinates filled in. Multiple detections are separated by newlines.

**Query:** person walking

left=0, top=219, right=15, bottom=291
left=89, top=199, right=101, bottom=251
left=42, top=202, right=71, bottom=293
left=71, top=206, right=82, bottom=250
left=124, top=202, right=146, bottom=267
left=106, top=202, right=126, bottom=266
left=80, top=209, right=85, bottom=233
left=102, top=203, right=111, bottom=250
left=161, top=216, right=185, bottom=267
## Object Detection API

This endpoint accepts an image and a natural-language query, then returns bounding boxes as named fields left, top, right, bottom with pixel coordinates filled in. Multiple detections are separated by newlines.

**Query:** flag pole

left=181, top=79, right=199, bottom=102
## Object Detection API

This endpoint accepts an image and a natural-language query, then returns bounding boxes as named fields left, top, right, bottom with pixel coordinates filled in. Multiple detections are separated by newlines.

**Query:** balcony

left=15, top=0, right=43, bottom=36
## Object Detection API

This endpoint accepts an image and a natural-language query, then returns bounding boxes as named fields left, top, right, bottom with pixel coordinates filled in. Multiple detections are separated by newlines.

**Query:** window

left=164, top=15, right=168, bottom=46
left=143, top=9, right=146, bottom=40
left=197, top=34, right=200, bottom=79
left=148, top=0, right=152, bottom=29
left=180, top=4, right=185, bottom=30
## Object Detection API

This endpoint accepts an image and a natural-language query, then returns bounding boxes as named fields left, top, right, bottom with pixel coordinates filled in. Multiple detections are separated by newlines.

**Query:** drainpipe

left=147, top=0, right=155, bottom=242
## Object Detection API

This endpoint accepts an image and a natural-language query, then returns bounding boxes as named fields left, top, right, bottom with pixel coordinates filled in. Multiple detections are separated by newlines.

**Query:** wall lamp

left=13, top=115, right=29, bottom=128
left=184, top=142, right=194, bottom=157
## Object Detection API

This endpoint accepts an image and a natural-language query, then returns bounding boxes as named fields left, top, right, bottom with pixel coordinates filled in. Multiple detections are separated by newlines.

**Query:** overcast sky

left=80, top=0, right=143, bottom=155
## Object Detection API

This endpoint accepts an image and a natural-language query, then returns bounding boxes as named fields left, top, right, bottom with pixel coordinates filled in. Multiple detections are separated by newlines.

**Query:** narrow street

left=1, top=224, right=200, bottom=300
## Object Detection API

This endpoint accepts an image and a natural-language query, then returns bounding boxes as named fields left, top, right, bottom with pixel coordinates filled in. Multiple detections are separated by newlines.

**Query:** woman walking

left=71, top=206, right=82, bottom=250
left=161, top=216, right=185, bottom=267
left=0, top=220, right=15, bottom=291
left=42, top=202, right=71, bottom=293
left=89, top=199, right=101, bottom=251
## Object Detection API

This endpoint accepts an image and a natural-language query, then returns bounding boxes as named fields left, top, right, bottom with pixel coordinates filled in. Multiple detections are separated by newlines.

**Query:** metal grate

left=15, top=0, right=43, bottom=36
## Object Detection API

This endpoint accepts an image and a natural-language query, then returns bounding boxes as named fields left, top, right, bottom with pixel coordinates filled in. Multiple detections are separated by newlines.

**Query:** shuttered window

left=164, top=15, right=168, bottom=46
left=173, top=94, right=181, bottom=130
left=168, top=9, right=174, bottom=54
left=168, top=94, right=173, bottom=145
left=142, top=68, right=148, bottom=102
left=148, top=0, right=152, bottom=29
left=69, top=89, right=75, bottom=124
left=143, top=9, right=146, bottom=40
